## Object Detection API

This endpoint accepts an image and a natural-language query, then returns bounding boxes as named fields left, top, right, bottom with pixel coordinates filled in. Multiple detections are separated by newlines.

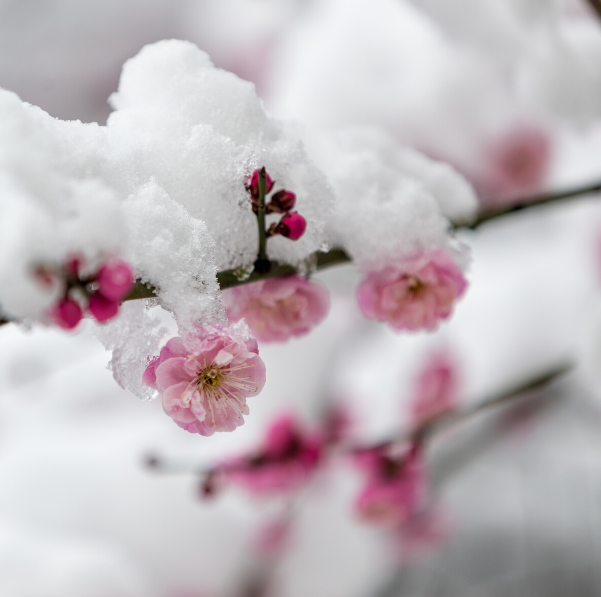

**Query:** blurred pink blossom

left=410, top=350, right=460, bottom=425
left=51, top=297, right=83, bottom=329
left=395, top=508, right=450, bottom=563
left=225, top=412, right=322, bottom=495
left=96, top=259, right=134, bottom=302
left=88, top=292, right=119, bottom=322
left=223, top=275, right=330, bottom=343
left=357, top=250, right=467, bottom=332
left=354, top=446, right=426, bottom=526
left=143, top=328, right=266, bottom=436
left=479, top=126, right=551, bottom=205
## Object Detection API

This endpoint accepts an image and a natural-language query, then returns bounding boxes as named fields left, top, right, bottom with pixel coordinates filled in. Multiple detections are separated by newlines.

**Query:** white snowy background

left=2, top=0, right=601, bottom=596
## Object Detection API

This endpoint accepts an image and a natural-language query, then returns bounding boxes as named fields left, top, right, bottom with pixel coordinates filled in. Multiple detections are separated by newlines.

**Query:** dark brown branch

left=2, top=179, right=601, bottom=327
left=588, top=0, right=601, bottom=21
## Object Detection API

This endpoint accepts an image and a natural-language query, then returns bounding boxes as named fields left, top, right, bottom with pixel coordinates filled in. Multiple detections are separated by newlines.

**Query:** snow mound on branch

left=0, top=39, right=472, bottom=399
left=304, top=126, right=471, bottom=270
left=105, top=39, right=334, bottom=271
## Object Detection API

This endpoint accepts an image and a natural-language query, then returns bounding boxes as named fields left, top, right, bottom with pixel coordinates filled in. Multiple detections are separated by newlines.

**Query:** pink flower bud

left=248, top=168, right=274, bottom=199
left=88, top=292, right=119, bottom=323
left=52, top=298, right=83, bottom=330
left=65, top=257, right=81, bottom=278
left=268, top=189, right=296, bottom=213
left=96, top=260, right=134, bottom=302
left=276, top=212, right=307, bottom=240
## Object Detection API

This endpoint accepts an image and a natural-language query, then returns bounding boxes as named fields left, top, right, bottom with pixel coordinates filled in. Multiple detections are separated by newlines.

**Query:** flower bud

left=249, top=168, right=274, bottom=199
left=52, top=298, right=83, bottom=330
left=88, top=292, right=119, bottom=323
left=276, top=212, right=307, bottom=240
left=268, top=190, right=296, bottom=213
left=96, top=260, right=134, bottom=302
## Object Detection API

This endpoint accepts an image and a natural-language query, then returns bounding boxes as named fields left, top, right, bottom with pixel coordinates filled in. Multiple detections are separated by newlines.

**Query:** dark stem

left=257, top=167, right=268, bottom=263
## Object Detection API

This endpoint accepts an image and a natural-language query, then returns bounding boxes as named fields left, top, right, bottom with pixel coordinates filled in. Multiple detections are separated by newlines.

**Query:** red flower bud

left=268, top=190, right=296, bottom=213
left=248, top=168, right=274, bottom=199
left=88, top=292, right=119, bottom=323
left=52, top=298, right=83, bottom=330
left=96, top=260, right=134, bottom=302
left=276, top=212, right=307, bottom=240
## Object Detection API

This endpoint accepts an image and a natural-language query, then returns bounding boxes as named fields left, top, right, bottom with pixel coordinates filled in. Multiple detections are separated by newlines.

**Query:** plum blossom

left=410, top=350, right=460, bottom=425
left=51, top=298, right=83, bottom=329
left=276, top=212, right=307, bottom=240
left=224, top=412, right=322, bottom=495
left=357, top=249, right=467, bottom=332
left=354, top=445, right=426, bottom=526
left=479, top=126, right=551, bottom=205
left=142, top=327, right=266, bottom=436
left=223, top=275, right=330, bottom=343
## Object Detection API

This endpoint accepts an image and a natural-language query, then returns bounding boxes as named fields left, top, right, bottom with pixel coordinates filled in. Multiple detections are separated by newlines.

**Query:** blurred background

left=3, top=0, right=601, bottom=595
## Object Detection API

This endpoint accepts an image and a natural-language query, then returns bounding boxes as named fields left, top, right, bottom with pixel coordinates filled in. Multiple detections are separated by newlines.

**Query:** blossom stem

left=255, top=167, right=270, bottom=271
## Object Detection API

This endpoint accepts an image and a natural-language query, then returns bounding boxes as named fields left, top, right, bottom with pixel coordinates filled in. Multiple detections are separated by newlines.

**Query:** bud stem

left=257, top=167, right=268, bottom=263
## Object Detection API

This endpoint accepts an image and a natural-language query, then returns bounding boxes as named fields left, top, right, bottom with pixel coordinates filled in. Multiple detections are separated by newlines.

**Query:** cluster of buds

left=247, top=168, right=307, bottom=240
left=41, top=257, right=134, bottom=330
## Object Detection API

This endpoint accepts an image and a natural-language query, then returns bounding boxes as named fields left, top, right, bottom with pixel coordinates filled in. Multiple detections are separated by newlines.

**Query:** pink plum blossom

left=143, top=327, right=266, bottom=436
left=51, top=297, right=83, bottom=329
left=224, top=412, right=322, bottom=495
left=410, top=350, right=460, bottom=425
left=354, top=445, right=426, bottom=526
left=96, top=259, right=134, bottom=302
left=223, top=275, right=330, bottom=343
left=480, top=126, right=551, bottom=205
left=357, top=250, right=467, bottom=332
left=276, top=212, right=307, bottom=240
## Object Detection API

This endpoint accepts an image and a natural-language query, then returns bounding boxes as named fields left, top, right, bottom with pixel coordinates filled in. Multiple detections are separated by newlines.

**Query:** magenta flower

left=143, top=328, right=266, bottom=436
left=410, top=351, right=460, bottom=425
left=223, top=275, right=330, bottom=343
left=224, top=412, right=322, bottom=495
left=276, top=212, right=307, bottom=240
left=88, top=292, right=119, bottom=322
left=51, top=298, right=83, bottom=330
left=96, top=260, right=134, bottom=302
left=354, top=446, right=426, bottom=527
left=357, top=249, right=467, bottom=332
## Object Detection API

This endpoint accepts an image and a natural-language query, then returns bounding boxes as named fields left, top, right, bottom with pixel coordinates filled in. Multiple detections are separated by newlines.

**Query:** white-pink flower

left=223, top=275, right=330, bottom=343
left=143, top=328, right=266, bottom=436
left=357, top=250, right=467, bottom=332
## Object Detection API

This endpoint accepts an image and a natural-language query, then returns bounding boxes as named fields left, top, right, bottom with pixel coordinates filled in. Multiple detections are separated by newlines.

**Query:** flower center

left=405, top=275, right=423, bottom=294
left=199, top=367, right=222, bottom=388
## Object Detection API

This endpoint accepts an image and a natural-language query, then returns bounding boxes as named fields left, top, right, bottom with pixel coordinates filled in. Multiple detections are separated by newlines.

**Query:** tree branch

left=588, top=0, right=601, bottom=20
left=1, top=179, right=600, bottom=327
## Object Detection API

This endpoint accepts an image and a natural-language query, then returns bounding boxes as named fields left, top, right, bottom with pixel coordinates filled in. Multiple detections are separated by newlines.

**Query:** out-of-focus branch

left=147, top=361, right=573, bottom=476
left=588, top=0, right=601, bottom=21
left=354, top=361, right=573, bottom=453
left=468, top=179, right=601, bottom=230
